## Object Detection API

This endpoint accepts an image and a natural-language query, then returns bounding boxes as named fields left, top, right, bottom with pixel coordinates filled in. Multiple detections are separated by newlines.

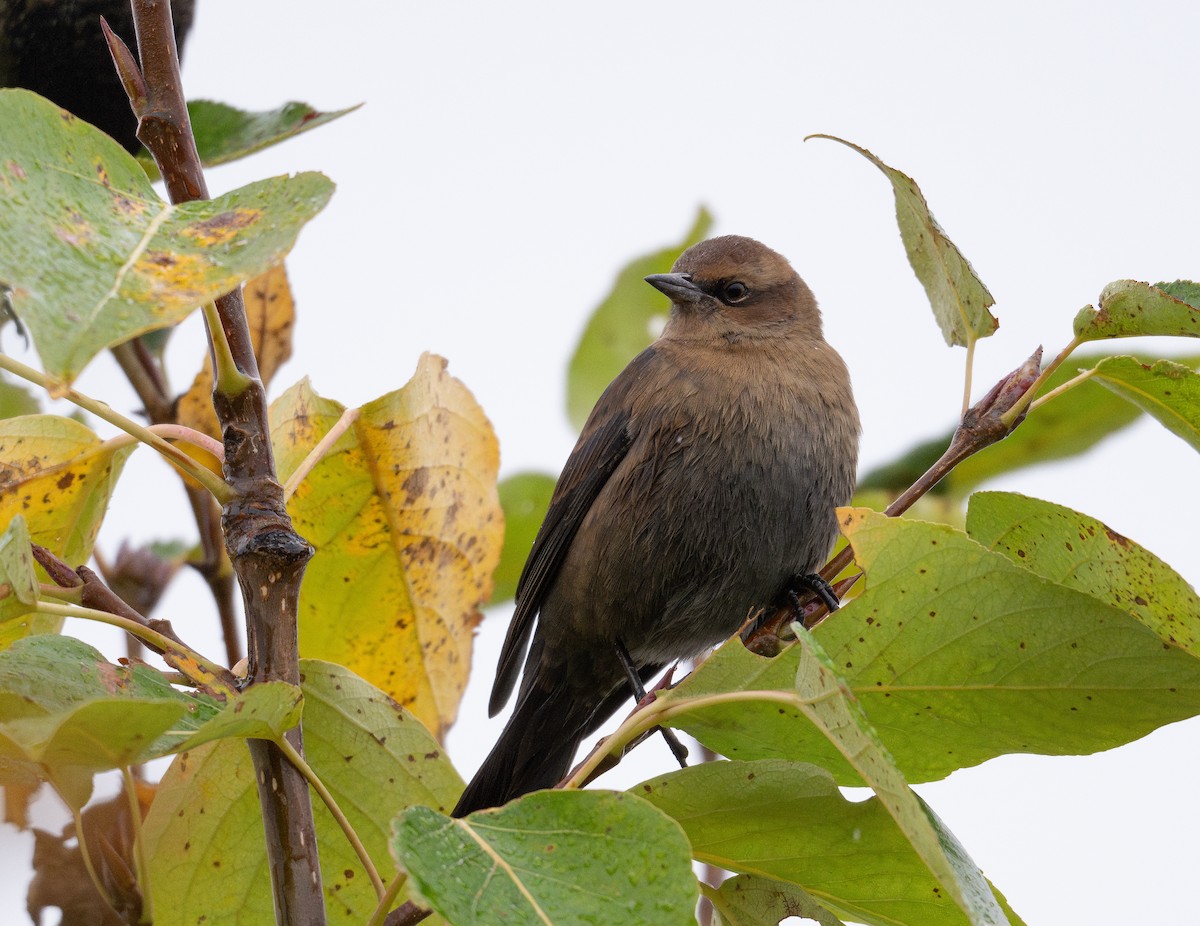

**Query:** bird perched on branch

left=452, top=235, right=859, bottom=817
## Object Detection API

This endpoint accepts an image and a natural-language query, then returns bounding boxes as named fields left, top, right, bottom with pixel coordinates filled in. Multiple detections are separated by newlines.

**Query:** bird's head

left=645, top=235, right=821, bottom=342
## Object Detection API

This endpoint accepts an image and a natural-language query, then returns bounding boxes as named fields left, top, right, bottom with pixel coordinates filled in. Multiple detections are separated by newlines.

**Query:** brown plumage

left=452, top=235, right=860, bottom=816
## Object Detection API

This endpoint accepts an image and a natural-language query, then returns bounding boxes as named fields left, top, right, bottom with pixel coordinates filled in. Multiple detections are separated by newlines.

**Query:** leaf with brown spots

left=0, top=89, right=332, bottom=391
left=1074, top=280, right=1200, bottom=343
left=663, top=508, right=1200, bottom=785
left=658, top=629, right=1013, bottom=925
left=0, top=636, right=192, bottom=805
left=270, top=354, right=503, bottom=737
left=967, top=492, right=1200, bottom=660
left=141, top=660, right=459, bottom=925
left=176, top=262, right=296, bottom=441
left=0, top=415, right=132, bottom=648
left=811, top=136, right=998, bottom=349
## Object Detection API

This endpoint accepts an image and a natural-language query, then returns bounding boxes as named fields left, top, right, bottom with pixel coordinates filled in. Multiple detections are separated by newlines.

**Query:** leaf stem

left=200, top=301, right=254, bottom=396
left=35, top=601, right=237, bottom=698
left=272, top=733, right=386, bottom=900
left=121, top=767, right=153, bottom=924
left=1028, top=367, right=1097, bottom=414
left=144, top=423, right=224, bottom=460
left=367, top=873, right=409, bottom=926
left=283, top=407, right=360, bottom=500
left=564, top=686, right=799, bottom=790
left=0, top=352, right=234, bottom=503
left=1000, top=334, right=1082, bottom=428
left=64, top=797, right=125, bottom=922
left=961, top=337, right=976, bottom=416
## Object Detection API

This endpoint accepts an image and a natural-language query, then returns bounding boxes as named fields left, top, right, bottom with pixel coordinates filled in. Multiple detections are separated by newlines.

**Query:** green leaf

left=810, top=135, right=997, bottom=348
left=666, top=509, right=1200, bottom=784
left=0, top=515, right=38, bottom=622
left=174, top=681, right=302, bottom=752
left=393, top=790, right=698, bottom=926
left=641, top=760, right=1021, bottom=926
left=705, top=874, right=847, bottom=926
left=661, top=628, right=1008, bottom=924
left=1073, top=280, right=1200, bottom=342
left=0, top=372, right=41, bottom=419
left=492, top=471, right=556, bottom=604
left=857, top=352, right=1198, bottom=498
left=1155, top=279, right=1200, bottom=308
left=566, top=207, right=713, bottom=430
left=0, top=636, right=191, bottom=798
left=1089, top=356, right=1200, bottom=451
left=966, top=492, right=1200, bottom=662
left=142, top=660, right=462, bottom=925
left=138, top=99, right=361, bottom=178
left=0, top=88, right=334, bottom=389
left=794, top=629, right=1008, bottom=924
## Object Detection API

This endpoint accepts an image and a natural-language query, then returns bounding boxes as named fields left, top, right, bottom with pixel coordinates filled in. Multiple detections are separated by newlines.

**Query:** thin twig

left=142, top=423, right=224, bottom=459
left=33, top=544, right=238, bottom=697
left=1028, top=366, right=1097, bottom=414
left=111, top=340, right=172, bottom=422
left=35, top=600, right=237, bottom=698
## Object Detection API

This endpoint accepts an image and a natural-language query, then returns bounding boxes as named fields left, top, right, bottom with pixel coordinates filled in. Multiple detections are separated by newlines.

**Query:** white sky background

left=4, top=1, right=1199, bottom=923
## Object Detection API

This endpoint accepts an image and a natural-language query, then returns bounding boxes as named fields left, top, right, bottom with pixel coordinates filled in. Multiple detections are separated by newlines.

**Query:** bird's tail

left=451, top=677, right=588, bottom=817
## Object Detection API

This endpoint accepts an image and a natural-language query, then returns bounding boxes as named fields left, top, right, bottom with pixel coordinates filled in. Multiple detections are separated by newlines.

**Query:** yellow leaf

left=0, top=416, right=134, bottom=648
left=271, top=354, right=503, bottom=737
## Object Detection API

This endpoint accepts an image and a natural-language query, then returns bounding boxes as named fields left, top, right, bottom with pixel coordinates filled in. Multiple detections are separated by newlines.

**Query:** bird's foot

left=788, top=572, right=841, bottom=614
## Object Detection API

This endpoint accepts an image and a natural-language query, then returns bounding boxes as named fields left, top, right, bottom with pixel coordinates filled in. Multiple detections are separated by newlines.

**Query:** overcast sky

left=5, top=3, right=1199, bottom=923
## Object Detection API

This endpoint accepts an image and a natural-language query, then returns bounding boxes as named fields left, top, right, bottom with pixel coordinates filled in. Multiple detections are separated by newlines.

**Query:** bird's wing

left=488, top=346, right=660, bottom=716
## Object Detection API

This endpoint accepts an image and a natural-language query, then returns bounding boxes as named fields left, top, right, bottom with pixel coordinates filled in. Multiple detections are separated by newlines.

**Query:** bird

left=0, top=0, right=196, bottom=154
left=452, top=234, right=860, bottom=817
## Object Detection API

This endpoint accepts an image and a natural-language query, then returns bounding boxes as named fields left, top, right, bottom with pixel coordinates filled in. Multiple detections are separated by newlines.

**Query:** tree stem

left=114, top=3, right=323, bottom=920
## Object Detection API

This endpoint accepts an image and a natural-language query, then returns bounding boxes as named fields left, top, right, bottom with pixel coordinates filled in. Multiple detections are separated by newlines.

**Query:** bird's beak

left=644, top=272, right=705, bottom=305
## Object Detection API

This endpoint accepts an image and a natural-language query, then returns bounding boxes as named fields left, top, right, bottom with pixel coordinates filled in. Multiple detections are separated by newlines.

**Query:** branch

left=109, top=3, right=322, bottom=920
left=384, top=901, right=433, bottom=926
left=32, top=545, right=238, bottom=698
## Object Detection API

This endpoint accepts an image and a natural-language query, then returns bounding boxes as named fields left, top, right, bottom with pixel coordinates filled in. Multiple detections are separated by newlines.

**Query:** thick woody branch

left=110, top=2, right=321, bottom=921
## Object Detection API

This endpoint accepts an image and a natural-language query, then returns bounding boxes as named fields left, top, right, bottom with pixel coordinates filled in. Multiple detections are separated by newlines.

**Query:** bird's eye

left=723, top=281, right=750, bottom=303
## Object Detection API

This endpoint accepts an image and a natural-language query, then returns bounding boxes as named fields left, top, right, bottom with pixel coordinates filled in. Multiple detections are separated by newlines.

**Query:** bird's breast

left=541, top=336, right=858, bottom=664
